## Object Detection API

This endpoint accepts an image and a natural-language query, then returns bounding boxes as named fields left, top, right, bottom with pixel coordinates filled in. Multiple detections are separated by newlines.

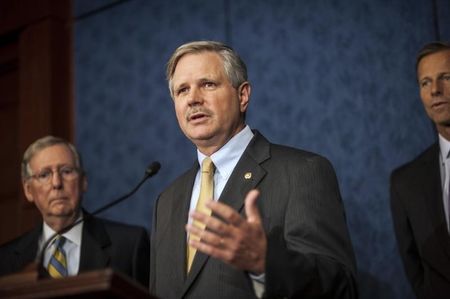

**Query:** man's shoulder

left=260, top=140, right=334, bottom=176
left=270, top=142, right=323, bottom=159
left=0, top=227, right=40, bottom=276
left=251, top=130, right=329, bottom=163
left=0, top=226, right=40, bottom=253
left=391, top=143, right=438, bottom=180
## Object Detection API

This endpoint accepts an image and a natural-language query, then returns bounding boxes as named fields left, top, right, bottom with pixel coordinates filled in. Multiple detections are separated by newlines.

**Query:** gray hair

left=22, top=135, right=84, bottom=180
left=166, top=41, right=248, bottom=97
left=416, top=41, right=450, bottom=73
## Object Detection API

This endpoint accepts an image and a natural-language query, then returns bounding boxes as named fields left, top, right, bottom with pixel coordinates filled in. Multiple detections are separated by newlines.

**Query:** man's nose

left=51, top=170, right=63, bottom=189
left=187, top=87, right=203, bottom=106
left=431, top=80, right=442, bottom=97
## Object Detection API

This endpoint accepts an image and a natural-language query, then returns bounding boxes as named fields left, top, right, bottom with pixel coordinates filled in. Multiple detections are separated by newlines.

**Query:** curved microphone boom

left=89, top=161, right=161, bottom=216
left=36, top=161, right=161, bottom=278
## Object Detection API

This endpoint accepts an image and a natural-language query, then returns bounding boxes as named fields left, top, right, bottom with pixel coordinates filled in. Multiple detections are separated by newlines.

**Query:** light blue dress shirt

left=188, top=125, right=254, bottom=214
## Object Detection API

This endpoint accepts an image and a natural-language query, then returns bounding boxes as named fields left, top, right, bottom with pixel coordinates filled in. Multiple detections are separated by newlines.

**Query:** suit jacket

left=391, top=143, right=450, bottom=299
left=0, top=215, right=150, bottom=288
left=150, top=131, right=357, bottom=299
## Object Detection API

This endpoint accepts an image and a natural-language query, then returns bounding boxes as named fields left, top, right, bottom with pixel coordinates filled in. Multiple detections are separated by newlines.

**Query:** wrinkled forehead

left=29, top=144, right=76, bottom=171
left=173, top=52, right=226, bottom=83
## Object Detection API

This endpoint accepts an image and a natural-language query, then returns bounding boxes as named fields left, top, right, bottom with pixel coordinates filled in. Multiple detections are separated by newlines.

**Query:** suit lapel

left=219, top=137, right=269, bottom=211
left=174, top=165, right=199, bottom=284
left=152, top=164, right=198, bottom=297
left=78, top=217, right=111, bottom=272
left=182, top=131, right=270, bottom=296
left=422, top=144, right=445, bottom=229
left=220, top=130, right=270, bottom=213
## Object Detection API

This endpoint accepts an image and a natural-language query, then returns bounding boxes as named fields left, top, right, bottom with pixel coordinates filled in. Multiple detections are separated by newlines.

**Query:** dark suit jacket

left=0, top=215, right=150, bottom=288
left=150, top=131, right=357, bottom=299
left=391, top=143, right=450, bottom=299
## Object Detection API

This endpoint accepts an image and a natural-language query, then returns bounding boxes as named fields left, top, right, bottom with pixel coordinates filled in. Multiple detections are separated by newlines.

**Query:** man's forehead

left=30, top=144, right=75, bottom=168
left=174, top=54, right=225, bottom=81
left=419, top=50, right=450, bottom=70
left=175, top=52, right=222, bottom=71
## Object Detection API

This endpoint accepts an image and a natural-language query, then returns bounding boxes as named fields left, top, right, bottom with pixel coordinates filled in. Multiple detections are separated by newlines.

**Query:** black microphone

left=36, top=161, right=161, bottom=278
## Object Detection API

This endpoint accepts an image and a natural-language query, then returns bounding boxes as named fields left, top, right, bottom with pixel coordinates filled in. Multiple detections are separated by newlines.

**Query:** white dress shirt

left=39, top=213, right=83, bottom=276
left=439, top=134, right=450, bottom=232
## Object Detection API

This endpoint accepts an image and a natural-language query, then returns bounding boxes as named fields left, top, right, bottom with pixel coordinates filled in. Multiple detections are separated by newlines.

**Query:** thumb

left=244, top=189, right=261, bottom=224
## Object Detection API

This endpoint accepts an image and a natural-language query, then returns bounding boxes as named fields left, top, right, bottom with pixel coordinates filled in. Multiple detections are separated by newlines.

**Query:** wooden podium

left=0, top=268, right=157, bottom=299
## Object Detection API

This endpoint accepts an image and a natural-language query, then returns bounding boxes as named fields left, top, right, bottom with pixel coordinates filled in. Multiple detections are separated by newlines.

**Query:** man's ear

left=238, top=82, right=251, bottom=113
left=23, top=181, right=34, bottom=203
left=82, top=175, right=88, bottom=193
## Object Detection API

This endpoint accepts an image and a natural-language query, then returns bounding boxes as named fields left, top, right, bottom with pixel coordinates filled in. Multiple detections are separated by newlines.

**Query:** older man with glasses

left=0, top=135, right=150, bottom=287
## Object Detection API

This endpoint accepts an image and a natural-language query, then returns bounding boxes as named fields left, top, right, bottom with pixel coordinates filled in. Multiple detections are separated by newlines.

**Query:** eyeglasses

left=29, top=166, right=80, bottom=185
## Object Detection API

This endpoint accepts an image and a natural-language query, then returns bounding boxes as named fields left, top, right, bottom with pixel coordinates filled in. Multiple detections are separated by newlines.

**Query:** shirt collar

left=197, top=125, right=254, bottom=181
left=439, top=134, right=450, bottom=160
left=42, top=211, right=84, bottom=248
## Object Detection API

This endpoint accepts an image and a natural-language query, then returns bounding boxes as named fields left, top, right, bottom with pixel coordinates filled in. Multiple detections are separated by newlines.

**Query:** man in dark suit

left=0, top=136, right=150, bottom=288
left=390, top=41, right=450, bottom=299
left=150, top=41, right=357, bottom=298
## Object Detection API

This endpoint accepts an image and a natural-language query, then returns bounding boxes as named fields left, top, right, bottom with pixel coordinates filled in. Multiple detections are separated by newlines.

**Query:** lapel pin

left=244, top=172, right=252, bottom=180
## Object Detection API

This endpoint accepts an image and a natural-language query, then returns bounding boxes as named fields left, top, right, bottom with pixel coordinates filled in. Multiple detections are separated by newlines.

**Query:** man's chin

left=188, top=131, right=215, bottom=144
left=437, top=118, right=450, bottom=127
left=49, top=208, right=76, bottom=219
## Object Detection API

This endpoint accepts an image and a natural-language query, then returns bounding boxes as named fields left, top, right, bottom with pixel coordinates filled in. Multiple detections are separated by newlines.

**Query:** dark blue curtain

left=74, top=1, right=450, bottom=298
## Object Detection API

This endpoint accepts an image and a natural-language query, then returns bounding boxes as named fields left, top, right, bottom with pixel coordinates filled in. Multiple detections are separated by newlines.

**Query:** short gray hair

left=416, top=41, right=450, bottom=73
left=166, top=41, right=248, bottom=97
left=22, top=135, right=84, bottom=180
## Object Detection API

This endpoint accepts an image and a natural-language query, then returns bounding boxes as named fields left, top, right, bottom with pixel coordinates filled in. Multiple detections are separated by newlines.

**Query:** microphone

left=36, top=161, right=161, bottom=278
left=87, top=161, right=161, bottom=216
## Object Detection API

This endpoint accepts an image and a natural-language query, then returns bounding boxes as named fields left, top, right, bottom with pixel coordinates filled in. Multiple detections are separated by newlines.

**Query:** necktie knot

left=202, top=157, right=215, bottom=174
left=54, top=235, right=66, bottom=247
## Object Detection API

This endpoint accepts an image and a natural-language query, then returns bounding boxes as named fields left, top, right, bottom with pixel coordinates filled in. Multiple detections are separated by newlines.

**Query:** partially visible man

left=391, top=41, right=450, bottom=299
left=0, top=136, right=150, bottom=287
left=150, top=40, right=357, bottom=298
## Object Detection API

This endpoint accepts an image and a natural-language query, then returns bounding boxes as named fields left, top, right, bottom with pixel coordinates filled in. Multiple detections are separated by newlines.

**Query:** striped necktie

left=47, top=235, right=68, bottom=278
left=187, top=157, right=215, bottom=273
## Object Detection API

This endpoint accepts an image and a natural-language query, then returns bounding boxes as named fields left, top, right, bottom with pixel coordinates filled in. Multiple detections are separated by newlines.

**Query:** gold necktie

left=187, top=157, right=215, bottom=272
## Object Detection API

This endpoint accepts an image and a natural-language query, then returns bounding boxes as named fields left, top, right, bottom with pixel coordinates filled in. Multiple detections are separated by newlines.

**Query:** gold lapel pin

left=244, top=172, right=252, bottom=180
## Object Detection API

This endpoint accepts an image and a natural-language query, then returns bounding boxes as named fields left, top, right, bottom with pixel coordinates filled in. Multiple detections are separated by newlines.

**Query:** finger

left=190, top=235, right=254, bottom=270
left=186, top=223, right=226, bottom=248
left=206, top=200, right=244, bottom=227
left=244, top=189, right=261, bottom=224
left=189, top=209, right=209, bottom=224
left=189, top=212, right=232, bottom=237
left=188, top=237, right=229, bottom=261
left=185, top=222, right=203, bottom=238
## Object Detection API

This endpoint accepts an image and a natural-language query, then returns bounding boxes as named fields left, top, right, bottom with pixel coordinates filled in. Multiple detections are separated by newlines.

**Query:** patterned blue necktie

left=47, top=236, right=68, bottom=278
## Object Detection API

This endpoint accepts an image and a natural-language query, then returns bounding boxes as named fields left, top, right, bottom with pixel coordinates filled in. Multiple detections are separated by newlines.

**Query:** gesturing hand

left=186, top=189, right=266, bottom=274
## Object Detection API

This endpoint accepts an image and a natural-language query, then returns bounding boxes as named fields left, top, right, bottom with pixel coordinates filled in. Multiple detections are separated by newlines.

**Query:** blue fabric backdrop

left=73, top=0, right=450, bottom=298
